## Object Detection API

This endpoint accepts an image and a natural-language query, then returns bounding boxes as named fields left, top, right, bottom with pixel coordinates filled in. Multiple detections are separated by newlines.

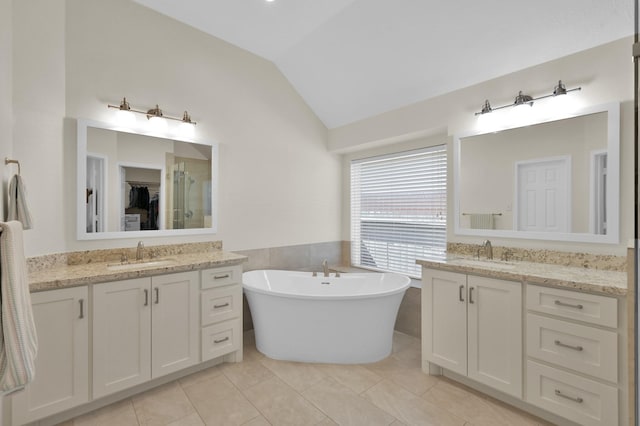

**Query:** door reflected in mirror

left=78, top=119, right=217, bottom=240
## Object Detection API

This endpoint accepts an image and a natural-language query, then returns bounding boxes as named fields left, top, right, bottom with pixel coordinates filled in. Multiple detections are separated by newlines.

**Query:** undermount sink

left=106, top=258, right=178, bottom=271
left=453, top=259, right=517, bottom=270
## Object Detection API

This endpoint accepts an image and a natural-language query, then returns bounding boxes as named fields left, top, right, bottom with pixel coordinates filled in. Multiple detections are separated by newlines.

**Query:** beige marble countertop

left=29, top=250, right=247, bottom=293
left=416, top=256, right=627, bottom=296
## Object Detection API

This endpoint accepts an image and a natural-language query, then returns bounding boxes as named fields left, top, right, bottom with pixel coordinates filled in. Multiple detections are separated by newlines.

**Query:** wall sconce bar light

left=474, top=80, right=581, bottom=116
left=107, top=97, right=197, bottom=125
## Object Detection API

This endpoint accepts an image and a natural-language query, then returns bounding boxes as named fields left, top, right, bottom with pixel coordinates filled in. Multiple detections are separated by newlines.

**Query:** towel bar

left=5, top=158, right=21, bottom=175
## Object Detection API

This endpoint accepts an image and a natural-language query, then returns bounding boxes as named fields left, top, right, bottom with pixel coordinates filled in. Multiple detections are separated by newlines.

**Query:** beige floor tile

left=166, top=412, right=205, bottom=426
left=178, top=364, right=225, bottom=388
left=243, top=376, right=327, bottom=425
left=391, top=332, right=420, bottom=354
left=53, top=421, right=74, bottom=426
left=133, top=381, right=196, bottom=426
left=72, top=399, right=139, bottom=426
left=315, top=363, right=383, bottom=394
left=364, top=355, right=439, bottom=396
left=315, top=417, right=339, bottom=425
left=423, top=379, right=538, bottom=426
left=182, top=374, right=259, bottom=426
left=302, top=377, right=396, bottom=426
left=223, top=358, right=275, bottom=390
left=241, top=415, right=272, bottom=425
left=363, top=380, right=465, bottom=426
left=259, top=357, right=327, bottom=392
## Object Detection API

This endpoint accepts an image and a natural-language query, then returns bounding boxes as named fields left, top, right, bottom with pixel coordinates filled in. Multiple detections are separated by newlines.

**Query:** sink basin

left=453, top=259, right=517, bottom=270
left=106, top=258, right=178, bottom=271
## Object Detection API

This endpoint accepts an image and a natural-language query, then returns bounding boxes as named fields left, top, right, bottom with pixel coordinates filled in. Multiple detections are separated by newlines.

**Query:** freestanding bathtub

left=242, top=269, right=410, bottom=364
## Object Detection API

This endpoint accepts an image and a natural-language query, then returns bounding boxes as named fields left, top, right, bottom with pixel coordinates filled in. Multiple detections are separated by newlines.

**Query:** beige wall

left=336, top=38, right=633, bottom=256
left=11, top=0, right=341, bottom=257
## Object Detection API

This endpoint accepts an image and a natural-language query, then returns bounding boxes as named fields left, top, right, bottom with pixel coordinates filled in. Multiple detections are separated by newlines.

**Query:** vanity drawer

left=201, top=265, right=242, bottom=290
left=526, top=285, right=617, bottom=328
left=526, top=314, right=617, bottom=382
left=201, top=285, right=242, bottom=326
left=201, top=318, right=241, bottom=362
left=526, top=360, right=618, bottom=426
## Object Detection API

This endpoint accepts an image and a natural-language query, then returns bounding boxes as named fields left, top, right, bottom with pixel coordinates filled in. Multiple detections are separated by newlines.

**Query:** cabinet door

left=422, top=269, right=467, bottom=376
left=11, top=287, right=89, bottom=425
left=467, top=276, right=522, bottom=398
left=93, top=278, right=151, bottom=399
left=151, top=271, right=199, bottom=378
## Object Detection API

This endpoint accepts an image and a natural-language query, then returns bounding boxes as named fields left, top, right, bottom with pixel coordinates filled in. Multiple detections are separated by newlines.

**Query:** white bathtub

left=242, top=270, right=410, bottom=364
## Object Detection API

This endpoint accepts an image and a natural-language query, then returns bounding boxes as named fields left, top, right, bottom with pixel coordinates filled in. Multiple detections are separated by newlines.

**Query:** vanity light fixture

left=107, top=97, right=197, bottom=126
left=474, top=80, right=581, bottom=116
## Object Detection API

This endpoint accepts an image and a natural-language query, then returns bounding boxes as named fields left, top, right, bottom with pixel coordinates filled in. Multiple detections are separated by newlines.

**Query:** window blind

left=350, top=146, right=447, bottom=278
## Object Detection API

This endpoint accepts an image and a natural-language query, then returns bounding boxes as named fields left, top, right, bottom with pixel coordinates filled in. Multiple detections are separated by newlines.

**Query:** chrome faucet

left=322, top=259, right=330, bottom=277
left=136, top=241, right=145, bottom=261
left=482, top=240, right=493, bottom=260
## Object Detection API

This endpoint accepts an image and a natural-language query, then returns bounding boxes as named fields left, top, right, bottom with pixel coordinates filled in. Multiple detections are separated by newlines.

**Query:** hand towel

left=0, top=221, right=38, bottom=393
left=470, top=213, right=494, bottom=229
left=8, top=175, right=33, bottom=230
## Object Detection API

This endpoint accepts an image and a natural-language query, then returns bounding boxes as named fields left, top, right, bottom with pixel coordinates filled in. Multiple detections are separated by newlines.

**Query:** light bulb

left=115, top=109, right=136, bottom=128
left=148, top=116, right=168, bottom=134
left=177, top=121, right=195, bottom=139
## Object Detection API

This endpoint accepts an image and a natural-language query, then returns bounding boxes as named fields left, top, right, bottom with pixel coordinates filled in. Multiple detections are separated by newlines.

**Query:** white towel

left=8, top=175, right=33, bottom=230
left=470, top=213, right=494, bottom=229
left=0, top=221, right=37, bottom=393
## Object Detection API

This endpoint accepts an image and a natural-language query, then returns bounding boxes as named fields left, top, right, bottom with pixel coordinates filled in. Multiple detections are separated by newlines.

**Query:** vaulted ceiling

left=133, top=0, right=634, bottom=129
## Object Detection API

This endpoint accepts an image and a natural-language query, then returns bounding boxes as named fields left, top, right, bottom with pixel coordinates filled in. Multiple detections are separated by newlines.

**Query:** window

left=350, top=146, right=447, bottom=277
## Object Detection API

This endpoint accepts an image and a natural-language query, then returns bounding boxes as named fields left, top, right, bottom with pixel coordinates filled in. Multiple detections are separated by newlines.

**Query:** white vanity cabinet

left=525, top=284, right=620, bottom=426
left=422, top=269, right=522, bottom=398
left=11, top=286, right=89, bottom=426
left=200, top=265, right=243, bottom=362
left=93, top=271, right=199, bottom=399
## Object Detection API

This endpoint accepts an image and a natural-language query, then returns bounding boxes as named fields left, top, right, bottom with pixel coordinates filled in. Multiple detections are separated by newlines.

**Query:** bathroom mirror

left=77, top=119, right=218, bottom=240
left=453, top=102, right=620, bottom=243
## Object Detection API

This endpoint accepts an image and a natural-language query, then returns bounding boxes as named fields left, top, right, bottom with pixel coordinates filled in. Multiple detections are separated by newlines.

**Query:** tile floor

left=58, top=331, right=552, bottom=426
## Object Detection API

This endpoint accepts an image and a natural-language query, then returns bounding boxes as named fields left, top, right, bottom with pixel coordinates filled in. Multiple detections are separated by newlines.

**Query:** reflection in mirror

left=453, top=103, right=619, bottom=244
left=78, top=119, right=217, bottom=240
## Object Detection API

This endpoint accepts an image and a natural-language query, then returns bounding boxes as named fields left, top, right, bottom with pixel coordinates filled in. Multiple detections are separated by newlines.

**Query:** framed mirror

left=453, top=102, right=619, bottom=243
left=77, top=119, right=218, bottom=240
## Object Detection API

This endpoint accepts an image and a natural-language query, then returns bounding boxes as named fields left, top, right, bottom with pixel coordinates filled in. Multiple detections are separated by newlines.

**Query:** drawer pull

left=214, top=302, right=230, bottom=309
left=554, top=339, right=583, bottom=352
left=144, top=289, right=149, bottom=306
left=554, top=300, right=583, bottom=310
left=214, top=274, right=230, bottom=280
left=79, top=299, right=85, bottom=319
left=459, top=285, right=465, bottom=302
left=469, top=287, right=475, bottom=304
left=214, top=337, right=230, bottom=344
left=555, top=389, right=584, bottom=403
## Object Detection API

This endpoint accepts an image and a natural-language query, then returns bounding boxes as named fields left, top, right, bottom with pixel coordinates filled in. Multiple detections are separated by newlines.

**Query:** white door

left=12, top=287, right=89, bottom=425
left=93, top=278, right=151, bottom=399
left=516, top=157, right=570, bottom=232
left=422, top=269, right=467, bottom=376
left=467, top=276, right=522, bottom=398
left=151, top=271, right=199, bottom=378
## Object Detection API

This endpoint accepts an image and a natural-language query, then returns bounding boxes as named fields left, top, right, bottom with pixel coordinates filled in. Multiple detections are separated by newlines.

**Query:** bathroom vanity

left=4, top=243, right=245, bottom=426
left=418, top=257, right=628, bottom=426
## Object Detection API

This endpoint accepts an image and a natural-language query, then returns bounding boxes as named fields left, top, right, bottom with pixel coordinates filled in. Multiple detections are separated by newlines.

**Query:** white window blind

left=350, top=146, right=447, bottom=278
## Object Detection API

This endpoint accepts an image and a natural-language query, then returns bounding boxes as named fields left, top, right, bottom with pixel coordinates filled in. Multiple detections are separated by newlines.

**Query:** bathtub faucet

left=322, top=260, right=330, bottom=277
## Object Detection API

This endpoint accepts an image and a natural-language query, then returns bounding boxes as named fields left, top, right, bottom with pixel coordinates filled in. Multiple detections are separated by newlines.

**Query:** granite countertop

left=416, top=256, right=627, bottom=296
left=29, top=250, right=247, bottom=293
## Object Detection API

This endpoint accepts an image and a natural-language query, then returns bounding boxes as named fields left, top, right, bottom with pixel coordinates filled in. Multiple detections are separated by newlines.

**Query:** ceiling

left=133, top=0, right=634, bottom=129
